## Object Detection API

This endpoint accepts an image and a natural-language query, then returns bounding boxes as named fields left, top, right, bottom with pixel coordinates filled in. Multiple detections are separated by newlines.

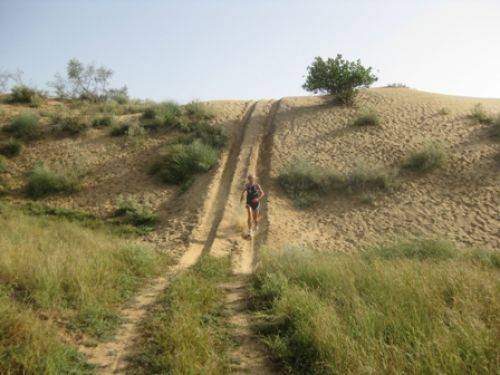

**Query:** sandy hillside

left=1, top=99, right=247, bottom=254
left=266, top=88, right=499, bottom=252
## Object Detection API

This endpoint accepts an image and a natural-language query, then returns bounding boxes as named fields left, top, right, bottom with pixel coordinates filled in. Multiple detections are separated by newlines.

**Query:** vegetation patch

left=250, top=242, right=499, bottom=374
left=52, top=114, right=89, bottom=136
left=468, top=103, right=492, bottom=124
left=402, top=142, right=447, bottom=172
left=0, top=138, right=22, bottom=157
left=0, top=206, right=170, bottom=353
left=109, top=122, right=130, bottom=136
left=4, top=85, right=45, bottom=105
left=3, top=112, right=41, bottom=140
left=278, top=159, right=396, bottom=208
left=26, top=164, right=82, bottom=198
left=113, top=196, right=158, bottom=232
left=438, top=107, right=450, bottom=115
left=130, top=256, right=231, bottom=374
left=92, top=115, right=115, bottom=127
left=150, top=140, right=219, bottom=184
left=351, top=108, right=380, bottom=126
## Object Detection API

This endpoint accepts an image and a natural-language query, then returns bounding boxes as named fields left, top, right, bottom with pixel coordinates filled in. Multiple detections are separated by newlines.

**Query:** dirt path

left=78, top=102, right=257, bottom=374
left=206, top=99, right=280, bottom=373
left=79, top=99, right=280, bottom=373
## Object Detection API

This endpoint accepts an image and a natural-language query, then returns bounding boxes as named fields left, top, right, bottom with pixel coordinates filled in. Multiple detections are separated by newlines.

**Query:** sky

left=1, top=0, right=499, bottom=102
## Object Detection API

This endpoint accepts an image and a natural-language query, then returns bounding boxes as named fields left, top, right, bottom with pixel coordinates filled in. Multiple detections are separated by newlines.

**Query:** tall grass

left=0, top=206, right=170, bottom=372
left=250, top=242, right=499, bottom=374
left=130, top=256, right=231, bottom=374
left=0, top=138, right=22, bottom=157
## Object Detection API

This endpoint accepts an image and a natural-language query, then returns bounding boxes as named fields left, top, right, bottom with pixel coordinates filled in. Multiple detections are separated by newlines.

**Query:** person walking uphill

left=240, top=174, right=265, bottom=238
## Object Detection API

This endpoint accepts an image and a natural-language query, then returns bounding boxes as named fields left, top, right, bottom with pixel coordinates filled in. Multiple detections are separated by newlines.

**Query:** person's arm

left=257, top=184, right=265, bottom=200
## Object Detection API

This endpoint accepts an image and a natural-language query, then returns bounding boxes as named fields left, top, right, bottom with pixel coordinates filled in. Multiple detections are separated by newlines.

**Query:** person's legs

left=245, top=205, right=252, bottom=233
left=252, top=208, right=259, bottom=228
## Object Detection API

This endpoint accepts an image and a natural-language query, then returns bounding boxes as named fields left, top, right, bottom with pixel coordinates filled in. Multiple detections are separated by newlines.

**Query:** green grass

left=402, top=142, right=447, bottom=172
left=469, top=104, right=492, bottom=124
left=3, top=112, right=41, bottom=140
left=278, top=159, right=396, bottom=208
left=250, top=241, right=499, bottom=374
left=26, top=164, right=82, bottom=198
left=52, top=114, right=89, bottom=136
left=130, top=256, right=231, bottom=374
left=0, top=138, right=22, bottom=157
left=351, top=108, right=380, bottom=126
left=0, top=205, right=170, bottom=372
left=150, top=140, right=219, bottom=184
left=92, top=115, right=115, bottom=127
left=0, top=156, right=6, bottom=174
left=113, top=196, right=158, bottom=232
left=183, top=100, right=214, bottom=121
left=109, top=122, right=130, bottom=136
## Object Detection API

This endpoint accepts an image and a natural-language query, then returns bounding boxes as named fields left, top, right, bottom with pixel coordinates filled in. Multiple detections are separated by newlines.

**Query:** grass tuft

left=26, top=164, right=82, bottom=198
left=403, top=142, right=447, bottom=172
left=351, top=108, right=380, bottom=126
left=150, top=140, right=218, bottom=184
left=3, top=112, right=41, bottom=140
left=113, top=196, right=158, bottom=231
left=0, top=138, right=22, bottom=157
left=468, top=103, right=492, bottom=124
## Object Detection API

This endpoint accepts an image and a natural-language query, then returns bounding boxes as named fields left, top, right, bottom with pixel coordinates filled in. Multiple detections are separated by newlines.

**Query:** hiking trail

left=79, top=99, right=280, bottom=374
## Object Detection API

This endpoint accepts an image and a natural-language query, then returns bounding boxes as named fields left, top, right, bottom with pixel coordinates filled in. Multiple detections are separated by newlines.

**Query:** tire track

left=78, top=102, right=256, bottom=374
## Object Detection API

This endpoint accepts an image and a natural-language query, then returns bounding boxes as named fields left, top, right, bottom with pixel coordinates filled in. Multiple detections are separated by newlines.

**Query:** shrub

left=26, top=164, right=81, bottom=198
left=7, top=85, right=44, bottom=104
left=438, top=107, right=450, bottom=115
left=3, top=112, right=40, bottom=140
left=192, top=122, right=228, bottom=148
left=110, top=123, right=130, bottom=136
left=469, top=103, right=492, bottom=124
left=250, top=243, right=499, bottom=374
left=351, top=108, right=380, bottom=126
left=141, top=107, right=157, bottom=120
left=302, top=54, right=378, bottom=105
left=183, top=101, right=214, bottom=120
left=0, top=138, right=22, bottom=157
left=113, top=196, right=158, bottom=232
left=403, top=142, right=447, bottom=172
left=53, top=115, right=88, bottom=136
left=346, top=163, right=397, bottom=192
left=151, top=140, right=218, bottom=184
left=92, top=115, right=115, bottom=127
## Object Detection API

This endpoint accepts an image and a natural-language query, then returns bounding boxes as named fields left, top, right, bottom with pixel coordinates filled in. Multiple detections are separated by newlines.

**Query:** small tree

left=303, top=54, right=377, bottom=105
left=49, top=59, right=128, bottom=102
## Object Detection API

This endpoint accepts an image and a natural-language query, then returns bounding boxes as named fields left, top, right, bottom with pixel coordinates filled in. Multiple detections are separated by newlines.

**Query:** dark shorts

left=246, top=201, right=260, bottom=212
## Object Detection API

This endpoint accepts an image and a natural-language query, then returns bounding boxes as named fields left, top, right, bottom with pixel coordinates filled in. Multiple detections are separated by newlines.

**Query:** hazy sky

left=1, top=0, right=499, bottom=102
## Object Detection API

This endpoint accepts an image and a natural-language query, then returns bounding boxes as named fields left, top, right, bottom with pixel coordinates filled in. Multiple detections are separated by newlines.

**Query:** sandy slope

left=266, top=88, right=499, bottom=252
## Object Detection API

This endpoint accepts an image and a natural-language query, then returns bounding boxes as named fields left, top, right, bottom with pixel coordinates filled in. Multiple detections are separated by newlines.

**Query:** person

left=240, top=174, right=265, bottom=237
